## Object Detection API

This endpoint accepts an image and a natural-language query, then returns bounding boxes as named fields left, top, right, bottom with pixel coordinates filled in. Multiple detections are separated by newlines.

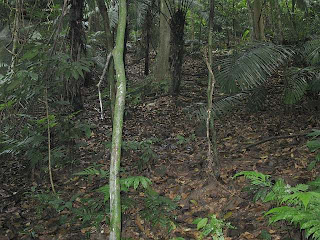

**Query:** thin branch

left=45, top=88, right=56, bottom=194
left=203, top=47, right=216, bottom=174
left=97, top=52, right=113, bottom=120
left=245, top=132, right=308, bottom=150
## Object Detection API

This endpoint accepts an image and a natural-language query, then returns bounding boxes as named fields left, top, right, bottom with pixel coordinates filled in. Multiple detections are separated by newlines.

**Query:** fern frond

left=233, top=171, right=272, bottom=187
left=74, top=165, right=108, bottom=178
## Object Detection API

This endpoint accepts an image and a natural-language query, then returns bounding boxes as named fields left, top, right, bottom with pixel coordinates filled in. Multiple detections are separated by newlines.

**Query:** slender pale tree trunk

left=207, top=0, right=220, bottom=178
left=270, top=0, right=284, bottom=44
left=154, top=0, right=171, bottom=82
left=96, top=0, right=116, bottom=121
left=247, top=0, right=265, bottom=41
left=109, top=0, right=126, bottom=239
left=10, top=0, right=22, bottom=73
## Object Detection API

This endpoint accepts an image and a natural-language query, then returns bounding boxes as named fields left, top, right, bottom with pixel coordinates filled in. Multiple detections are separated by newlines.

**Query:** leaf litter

left=0, top=53, right=319, bottom=239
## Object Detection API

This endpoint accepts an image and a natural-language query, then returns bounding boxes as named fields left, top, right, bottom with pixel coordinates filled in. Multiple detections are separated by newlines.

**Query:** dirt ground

left=0, top=53, right=319, bottom=240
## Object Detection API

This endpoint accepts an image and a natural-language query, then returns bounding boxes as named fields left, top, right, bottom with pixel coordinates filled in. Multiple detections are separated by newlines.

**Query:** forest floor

left=1, top=52, right=319, bottom=240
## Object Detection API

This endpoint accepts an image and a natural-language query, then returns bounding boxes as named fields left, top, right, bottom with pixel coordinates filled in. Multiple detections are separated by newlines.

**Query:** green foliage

left=121, top=138, right=159, bottom=171
left=234, top=171, right=320, bottom=239
left=74, top=164, right=109, bottom=178
left=216, top=42, right=292, bottom=93
left=0, top=111, right=93, bottom=170
left=306, top=129, right=320, bottom=170
left=170, top=214, right=233, bottom=240
left=284, top=39, right=320, bottom=105
left=233, top=171, right=273, bottom=202
left=31, top=189, right=107, bottom=231
left=304, top=39, right=320, bottom=66
left=140, top=188, right=178, bottom=231
left=98, top=175, right=152, bottom=203
left=176, top=134, right=195, bottom=145
left=192, top=214, right=234, bottom=240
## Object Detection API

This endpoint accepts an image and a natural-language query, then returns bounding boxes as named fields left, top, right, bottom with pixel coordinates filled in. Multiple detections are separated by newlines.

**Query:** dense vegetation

left=0, top=0, right=320, bottom=239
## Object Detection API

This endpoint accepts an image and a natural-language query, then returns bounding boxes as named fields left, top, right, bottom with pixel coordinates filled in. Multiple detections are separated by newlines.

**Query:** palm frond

left=213, top=92, right=250, bottom=118
left=310, top=75, right=320, bottom=92
left=304, top=38, right=320, bottom=66
left=216, top=42, right=293, bottom=93
left=284, top=67, right=315, bottom=104
left=194, top=92, right=251, bottom=120
left=108, top=3, right=119, bottom=29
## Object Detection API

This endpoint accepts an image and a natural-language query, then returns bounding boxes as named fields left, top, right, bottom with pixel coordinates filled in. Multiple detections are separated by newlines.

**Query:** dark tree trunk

left=170, top=9, right=186, bottom=96
left=144, top=5, right=152, bottom=76
left=123, top=0, right=129, bottom=67
left=67, top=0, right=86, bottom=111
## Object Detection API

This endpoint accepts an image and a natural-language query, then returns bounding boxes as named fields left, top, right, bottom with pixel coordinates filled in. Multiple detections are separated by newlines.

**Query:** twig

left=97, top=52, right=112, bottom=120
left=45, top=87, right=56, bottom=194
left=245, top=133, right=308, bottom=150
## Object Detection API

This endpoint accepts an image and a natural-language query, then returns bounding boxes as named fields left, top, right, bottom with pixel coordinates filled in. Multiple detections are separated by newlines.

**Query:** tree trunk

left=170, top=9, right=186, bottom=96
left=248, top=0, right=265, bottom=41
left=109, top=0, right=127, bottom=239
left=9, top=0, right=22, bottom=73
left=154, top=0, right=171, bottom=82
left=96, top=0, right=116, bottom=120
left=270, top=0, right=284, bottom=44
left=67, top=0, right=86, bottom=111
left=144, top=4, right=152, bottom=76
left=207, top=0, right=220, bottom=178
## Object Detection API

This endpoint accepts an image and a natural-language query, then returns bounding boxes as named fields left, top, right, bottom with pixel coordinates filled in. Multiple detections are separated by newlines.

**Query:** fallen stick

left=245, top=133, right=308, bottom=150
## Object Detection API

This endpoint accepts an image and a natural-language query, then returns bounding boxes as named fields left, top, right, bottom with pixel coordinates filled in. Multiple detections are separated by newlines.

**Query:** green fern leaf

left=74, top=166, right=100, bottom=176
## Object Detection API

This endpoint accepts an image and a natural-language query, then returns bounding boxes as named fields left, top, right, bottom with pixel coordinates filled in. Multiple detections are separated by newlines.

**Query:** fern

left=235, top=171, right=320, bottom=239
left=233, top=171, right=272, bottom=187
left=140, top=188, right=177, bottom=230
left=97, top=175, right=152, bottom=202
left=74, top=165, right=109, bottom=178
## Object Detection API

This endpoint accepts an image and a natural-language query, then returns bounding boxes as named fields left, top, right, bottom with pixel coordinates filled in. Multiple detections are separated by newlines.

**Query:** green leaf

left=196, top=218, right=208, bottom=230
left=307, top=140, right=320, bottom=152
left=202, top=225, right=214, bottom=236
left=307, top=160, right=317, bottom=171
left=22, top=48, right=39, bottom=60
left=307, top=129, right=320, bottom=138
left=133, top=177, right=140, bottom=190
left=71, top=69, right=79, bottom=80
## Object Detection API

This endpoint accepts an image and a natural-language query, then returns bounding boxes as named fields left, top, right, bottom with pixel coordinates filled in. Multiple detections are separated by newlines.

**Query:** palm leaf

left=216, top=42, right=293, bottom=93
left=195, top=92, right=252, bottom=120
left=213, top=92, right=250, bottom=118
left=284, top=67, right=316, bottom=104
left=304, top=38, right=320, bottom=66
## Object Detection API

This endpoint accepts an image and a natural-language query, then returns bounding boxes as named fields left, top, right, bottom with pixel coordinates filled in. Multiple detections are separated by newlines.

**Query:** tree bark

left=96, top=0, right=116, bottom=121
left=170, top=9, right=186, bottom=96
left=67, top=0, right=86, bottom=111
left=154, top=0, right=171, bottom=82
left=109, top=0, right=127, bottom=239
left=206, top=0, right=220, bottom=178
left=247, top=0, right=265, bottom=41
left=270, top=0, right=284, bottom=44
left=9, top=0, right=22, bottom=73
left=144, top=4, right=152, bottom=76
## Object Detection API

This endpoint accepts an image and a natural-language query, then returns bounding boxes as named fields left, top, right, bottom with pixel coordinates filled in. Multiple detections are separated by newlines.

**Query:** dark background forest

left=1, top=0, right=320, bottom=239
